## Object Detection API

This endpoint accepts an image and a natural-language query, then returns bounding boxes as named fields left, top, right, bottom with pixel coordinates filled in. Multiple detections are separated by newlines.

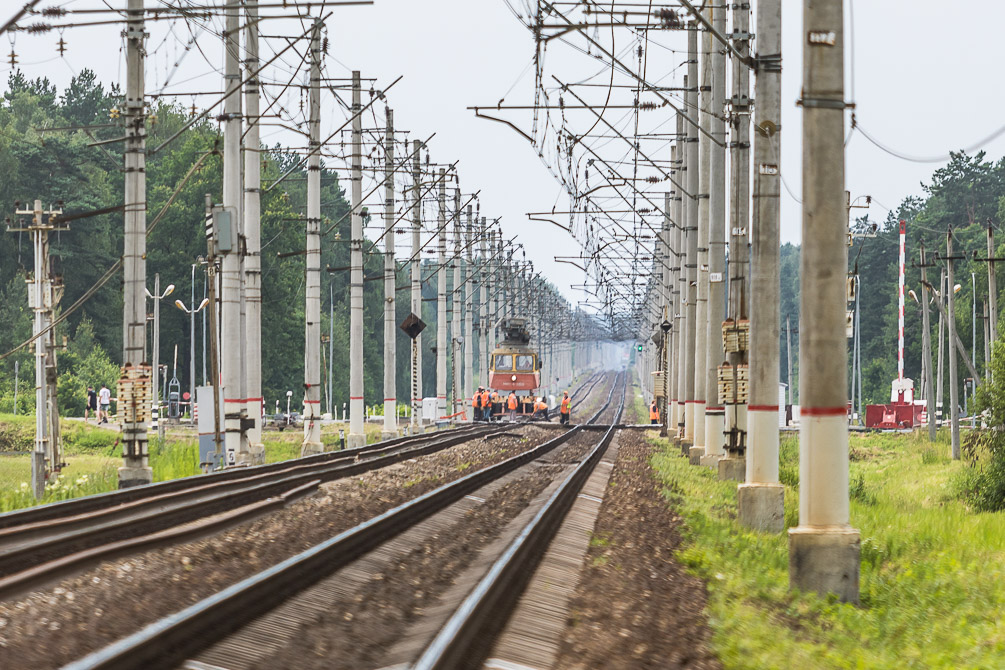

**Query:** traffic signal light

left=637, top=344, right=643, bottom=352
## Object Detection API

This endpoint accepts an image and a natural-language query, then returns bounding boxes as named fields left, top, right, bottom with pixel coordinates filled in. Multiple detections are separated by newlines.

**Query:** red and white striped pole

left=898, top=219, right=906, bottom=383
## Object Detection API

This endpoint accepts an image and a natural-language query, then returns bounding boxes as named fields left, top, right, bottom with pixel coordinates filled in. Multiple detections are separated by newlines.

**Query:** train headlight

left=511, top=375, right=517, bottom=382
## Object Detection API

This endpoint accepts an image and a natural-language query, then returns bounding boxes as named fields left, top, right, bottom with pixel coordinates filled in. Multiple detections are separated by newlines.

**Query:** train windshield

left=494, top=354, right=513, bottom=370
left=515, top=354, right=535, bottom=371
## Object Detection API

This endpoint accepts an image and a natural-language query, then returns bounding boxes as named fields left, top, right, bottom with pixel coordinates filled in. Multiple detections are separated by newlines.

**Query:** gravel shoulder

left=0, top=426, right=555, bottom=669
left=554, top=428, right=721, bottom=669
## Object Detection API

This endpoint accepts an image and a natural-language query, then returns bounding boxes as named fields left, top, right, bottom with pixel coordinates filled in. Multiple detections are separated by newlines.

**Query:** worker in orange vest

left=480, top=388, right=491, bottom=422
left=559, top=391, right=571, bottom=425
left=490, top=390, right=500, bottom=421
left=507, top=391, right=518, bottom=422
left=473, top=387, right=484, bottom=421
left=650, top=399, right=660, bottom=425
left=534, top=396, right=549, bottom=421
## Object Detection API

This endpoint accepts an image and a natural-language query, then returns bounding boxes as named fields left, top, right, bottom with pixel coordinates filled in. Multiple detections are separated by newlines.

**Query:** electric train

left=488, top=317, right=541, bottom=415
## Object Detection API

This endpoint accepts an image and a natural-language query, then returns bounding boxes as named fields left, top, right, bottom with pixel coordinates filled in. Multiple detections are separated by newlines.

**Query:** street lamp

left=146, top=273, right=175, bottom=436
left=175, top=292, right=210, bottom=425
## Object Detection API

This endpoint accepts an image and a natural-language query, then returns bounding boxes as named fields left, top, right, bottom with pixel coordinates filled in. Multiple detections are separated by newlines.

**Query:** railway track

left=59, top=371, right=626, bottom=670
left=413, top=372, right=626, bottom=669
left=0, top=371, right=609, bottom=604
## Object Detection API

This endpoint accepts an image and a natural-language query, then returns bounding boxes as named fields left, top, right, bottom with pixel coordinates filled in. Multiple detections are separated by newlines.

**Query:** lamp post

left=146, top=274, right=175, bottom=437
left=175, top=287, right=211, bottom=425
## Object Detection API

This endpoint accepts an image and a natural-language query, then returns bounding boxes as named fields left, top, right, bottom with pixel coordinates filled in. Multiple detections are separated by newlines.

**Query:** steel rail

left=414, top=372, right=627, bottom=669
left=0, top=423, right=488, bottom=530
left=0, top=425, right=517, bottom=600
left=0, top=374, right=605, bottom=599
left=63, top=373, right=620, bottom=670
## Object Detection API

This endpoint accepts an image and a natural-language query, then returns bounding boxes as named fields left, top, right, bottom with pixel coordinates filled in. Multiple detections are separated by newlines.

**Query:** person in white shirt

left=98, top=384, right=112, bottom=424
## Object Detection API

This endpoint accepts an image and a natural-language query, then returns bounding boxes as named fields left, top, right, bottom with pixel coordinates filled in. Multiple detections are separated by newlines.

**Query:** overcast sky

left=8, top=1, right=1005, bottom=303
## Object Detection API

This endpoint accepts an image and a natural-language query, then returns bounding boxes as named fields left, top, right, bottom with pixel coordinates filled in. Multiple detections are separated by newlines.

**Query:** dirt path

left=554, top=429, right=721, bottom=669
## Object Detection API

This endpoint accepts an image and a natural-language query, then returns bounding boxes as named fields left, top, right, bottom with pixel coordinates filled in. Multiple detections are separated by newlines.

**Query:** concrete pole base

left=788, top=526, right=861, bottom=604
left=248, top=444, right=265, bottom=465
left=698, top=453, right=719, bottom=470
left=680, top=438, right=693, bottom=457
left=346, top=433, right=366, bottom=449
left=118, top=466, right=153, bottom=489
left=381, top=430, right=397, bottom=440
left=688, top=446, right=704, bottom=465
left=737, top=483, right=785, bottom=533
left=718, top=457, right=745, bottom=482
left=301, top=441, right=324, bottom=456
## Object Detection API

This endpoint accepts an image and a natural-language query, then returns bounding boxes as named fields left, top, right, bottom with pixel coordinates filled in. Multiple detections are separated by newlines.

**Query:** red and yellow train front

left=488, top=352, right=540, bottom=392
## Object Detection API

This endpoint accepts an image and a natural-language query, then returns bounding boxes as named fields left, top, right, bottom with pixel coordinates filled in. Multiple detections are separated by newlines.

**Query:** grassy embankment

left=0, top=415, right=397, bottom=512
left=650, top=428, right=1005, bottom=668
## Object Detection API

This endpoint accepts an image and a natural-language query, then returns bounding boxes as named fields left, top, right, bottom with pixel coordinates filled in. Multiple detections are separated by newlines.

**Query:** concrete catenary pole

left=739, top=0, right=784, bottom=531
left=436, top=169, right=449, bottom=420
left=382, top=109, right=397, bottom=438
left=936, top=269, right=945, bottom=426
left=721, top=0, right=752, bottom=481
left=661, top=189, right=673, bottom=436
left=674, top=112, right=688, bottom=441
left=410, top=139, right=423, bottom=429
left=452, top=188, right=463, bottom=420
left=988, top=224, right=998, bottom=342
left=670, top=134, right=684, bottom=434
left=920, top=241, right=937, bottom=442
left=464, top=204, right=475, bottom=407
left=221, top=0, right=249, bottom=467
left=119, top=0, right=153, bottom=487
left=947, top=228, right=960, bottom=459
left=702, top=1, right=728, bottom=468
left=348, top=70, right=365, bottom=448
left=682, top=27, right=699, bottom=450
left=244, top=1, right=264, bottom=460
left=690, top=15, right=712, bottom=463
left=789, top=0, right=860, bottom=604
left=479, top=217, right=489, bottom=387
left=302, top=20, right=323, bottom=455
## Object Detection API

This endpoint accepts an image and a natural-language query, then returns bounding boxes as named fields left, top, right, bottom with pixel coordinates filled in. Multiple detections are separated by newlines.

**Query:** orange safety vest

left=491, top=391, right=499, bottom=404
left=560, top=396, right=571, bottom=413
left=650, top=404, right=660, bottom=421
left=535, top=400, right=547, bottom=412
left=507, top=393, right=518, bottom=410
left=472, top=393, right=482, bottom=408
left=480, top=390, right=490, bottom=407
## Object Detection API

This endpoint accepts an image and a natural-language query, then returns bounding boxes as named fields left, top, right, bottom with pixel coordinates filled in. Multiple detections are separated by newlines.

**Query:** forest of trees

left=0, top=70, right=461, bottom=417
left=1, top=71, right=1002, bottom=418
left=781, top=151, right=1005, bottom=408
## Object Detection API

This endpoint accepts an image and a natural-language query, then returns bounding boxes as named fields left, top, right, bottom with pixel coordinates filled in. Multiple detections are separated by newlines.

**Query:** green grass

left=651, top=428, right=1005, bottom=669
left=0, top=453, right=118, bottom=512
left=149, top=439, right=201, bottom=481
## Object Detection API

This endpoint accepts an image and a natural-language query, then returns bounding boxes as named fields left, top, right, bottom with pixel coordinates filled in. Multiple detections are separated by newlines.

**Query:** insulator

left=26, top=23, right=51, bottom=34
left=639, top=102, right=658, bottom=111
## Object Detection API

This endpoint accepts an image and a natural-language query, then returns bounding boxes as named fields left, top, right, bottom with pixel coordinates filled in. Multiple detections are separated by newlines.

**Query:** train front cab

left=488, top=351, right=541, bottom=415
